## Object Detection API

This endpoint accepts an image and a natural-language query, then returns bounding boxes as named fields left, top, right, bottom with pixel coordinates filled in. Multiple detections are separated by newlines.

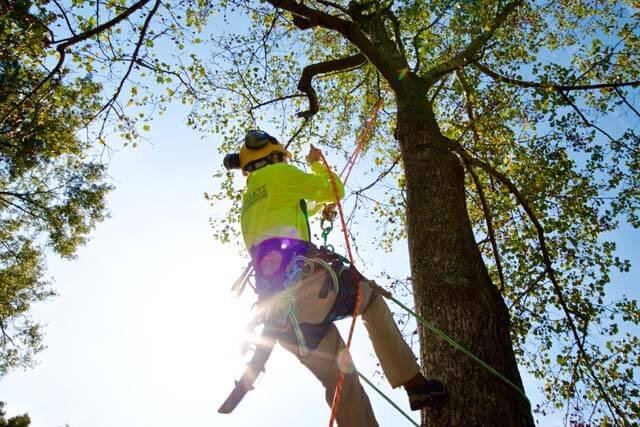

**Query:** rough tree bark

left=396, top=79, right=534, bottom=426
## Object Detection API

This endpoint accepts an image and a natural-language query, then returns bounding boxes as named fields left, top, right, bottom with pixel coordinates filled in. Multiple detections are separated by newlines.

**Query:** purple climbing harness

left=250, top=237, right=366, bottom=350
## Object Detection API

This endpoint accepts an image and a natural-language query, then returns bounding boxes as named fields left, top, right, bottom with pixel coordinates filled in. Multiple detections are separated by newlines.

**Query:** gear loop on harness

left=266, top=254, right=341, bottom=356
left=320, top=218, right=333, bottom=248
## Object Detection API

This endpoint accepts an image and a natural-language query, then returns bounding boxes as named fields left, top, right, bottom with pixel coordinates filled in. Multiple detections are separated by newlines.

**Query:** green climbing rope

left=386, top=294, right=531, bottom=406
left=357, top=371, right=419, bottom=427
left=271, top=254, right=340, bottom=356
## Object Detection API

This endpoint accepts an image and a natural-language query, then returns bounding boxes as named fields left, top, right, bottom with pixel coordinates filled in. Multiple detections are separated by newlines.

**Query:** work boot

left=404, top=374, right=447, bottom=410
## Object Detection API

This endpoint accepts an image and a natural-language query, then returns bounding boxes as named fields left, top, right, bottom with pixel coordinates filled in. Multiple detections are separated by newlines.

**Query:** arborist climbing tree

left=218, top=130, right=446, bottom=426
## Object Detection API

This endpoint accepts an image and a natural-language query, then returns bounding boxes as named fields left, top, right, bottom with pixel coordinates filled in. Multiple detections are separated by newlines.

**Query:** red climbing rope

left=319, top=151, right=361, bottom=427
left=339, top=97, right=384, bottom=184
left=319, top=98, right=384, bottom=427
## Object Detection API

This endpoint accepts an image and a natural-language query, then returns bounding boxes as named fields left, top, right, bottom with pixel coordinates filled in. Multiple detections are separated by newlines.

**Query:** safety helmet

left=238, top=130, right=290, bottom=172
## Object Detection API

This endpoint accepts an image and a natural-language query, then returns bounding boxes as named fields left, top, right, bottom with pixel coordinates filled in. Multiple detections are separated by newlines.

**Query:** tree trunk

left=395, top=90, right=534, bottom=426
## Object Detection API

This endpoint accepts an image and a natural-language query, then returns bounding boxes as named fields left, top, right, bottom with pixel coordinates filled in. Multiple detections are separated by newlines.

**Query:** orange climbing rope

left=319, top=151, right=361, bottom=427
left=318, top=97, right=384, bottom=427
left=339, top=97, right=384, bottom=183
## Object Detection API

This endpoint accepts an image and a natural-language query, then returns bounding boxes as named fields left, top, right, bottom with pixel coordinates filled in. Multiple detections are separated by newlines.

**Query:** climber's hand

left=322, top=203, right=337, bottom=223
left=306, top=145, right=323, bottom=165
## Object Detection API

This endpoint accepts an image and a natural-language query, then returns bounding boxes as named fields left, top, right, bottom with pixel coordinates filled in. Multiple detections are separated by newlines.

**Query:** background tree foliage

left=0, top=402, right=30, bottom=427
left=2, top=0, right=638, bottom=425
left=1, top=0, right=111, bottom=375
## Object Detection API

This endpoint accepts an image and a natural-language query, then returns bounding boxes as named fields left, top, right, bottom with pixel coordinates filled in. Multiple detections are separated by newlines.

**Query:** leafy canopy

left=1, top=0, right=111, bottom=375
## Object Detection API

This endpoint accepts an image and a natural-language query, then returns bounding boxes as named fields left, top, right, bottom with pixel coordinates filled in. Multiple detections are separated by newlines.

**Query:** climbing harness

left=266, top=254, right=339, bottom=356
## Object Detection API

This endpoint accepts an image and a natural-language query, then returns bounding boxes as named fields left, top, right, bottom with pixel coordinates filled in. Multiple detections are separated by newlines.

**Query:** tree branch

left=4, top=0, right=56, bottom=43
left=429, top=74, right=450, bottom=103
left=475, top=64, right=638, bottom=155
left=464, top=160, right=506, bottom=292
left=455, top=69, right=481, bottom=140
left=0, top=321, right=20, bottom=350
left=53, top=0, right=151, bottom=46
left=133, top=58, right=198, bottom=97
left=0, top=195, right=48, bottom=222
left=296, top=53, right=367, bottom=118
left=475, top=63, right=640, bottom=92
left=51, top=0, right=76, bottom=38
left=411, top=0, right=457, bottom=72
left=570, top=36, right=630, bottom=85
left=508, top=267, right=549, bottom=311
left=285, top=117, right=310, bottom=150
left=291, top=13, right=316, bottom=30
left=93, top=0, right=161, bottom=132
left=249, top=94, right=306, bottom=113
left=268, top=0, right=352, bottom=32
left=315, top=0, right=350, bottom=15
left=557, top=91, right=618, bottom=145
left=382, top=9, right=405, bottom=58
left=354, top=155, right=401, bottom=194
left=614, top=87, right=640, bottom=120
left=266, top=0, right=401, bottom=87
left=423, top=0, right=523, bottom=86
left=2, top=0, right=152, bottom=124
left=455, top=69, right=505, bottom=291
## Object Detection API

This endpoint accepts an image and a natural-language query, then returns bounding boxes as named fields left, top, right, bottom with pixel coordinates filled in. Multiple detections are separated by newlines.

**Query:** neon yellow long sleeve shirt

left=240, top=161, right=345, bottom=249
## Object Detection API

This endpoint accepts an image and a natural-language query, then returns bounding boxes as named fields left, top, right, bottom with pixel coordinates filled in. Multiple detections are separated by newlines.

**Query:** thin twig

left=93, top=0, right=161, bottom=132
left=464, top=161, right=506, bottom=292
left=614, top=87, right=640, bottom=120
left=411, top=0, right=457, bottom=72
left=354, top=155, right=400, bottom=194
left=285, top=117, right=310, bottom=150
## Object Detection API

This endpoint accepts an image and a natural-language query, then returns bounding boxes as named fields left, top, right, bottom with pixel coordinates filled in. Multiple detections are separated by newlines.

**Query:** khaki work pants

left=278, top=275, right=420, bottom=427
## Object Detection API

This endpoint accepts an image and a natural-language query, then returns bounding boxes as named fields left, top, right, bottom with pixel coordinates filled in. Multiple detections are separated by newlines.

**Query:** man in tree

left=223, top=130, right=445, bottom=426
